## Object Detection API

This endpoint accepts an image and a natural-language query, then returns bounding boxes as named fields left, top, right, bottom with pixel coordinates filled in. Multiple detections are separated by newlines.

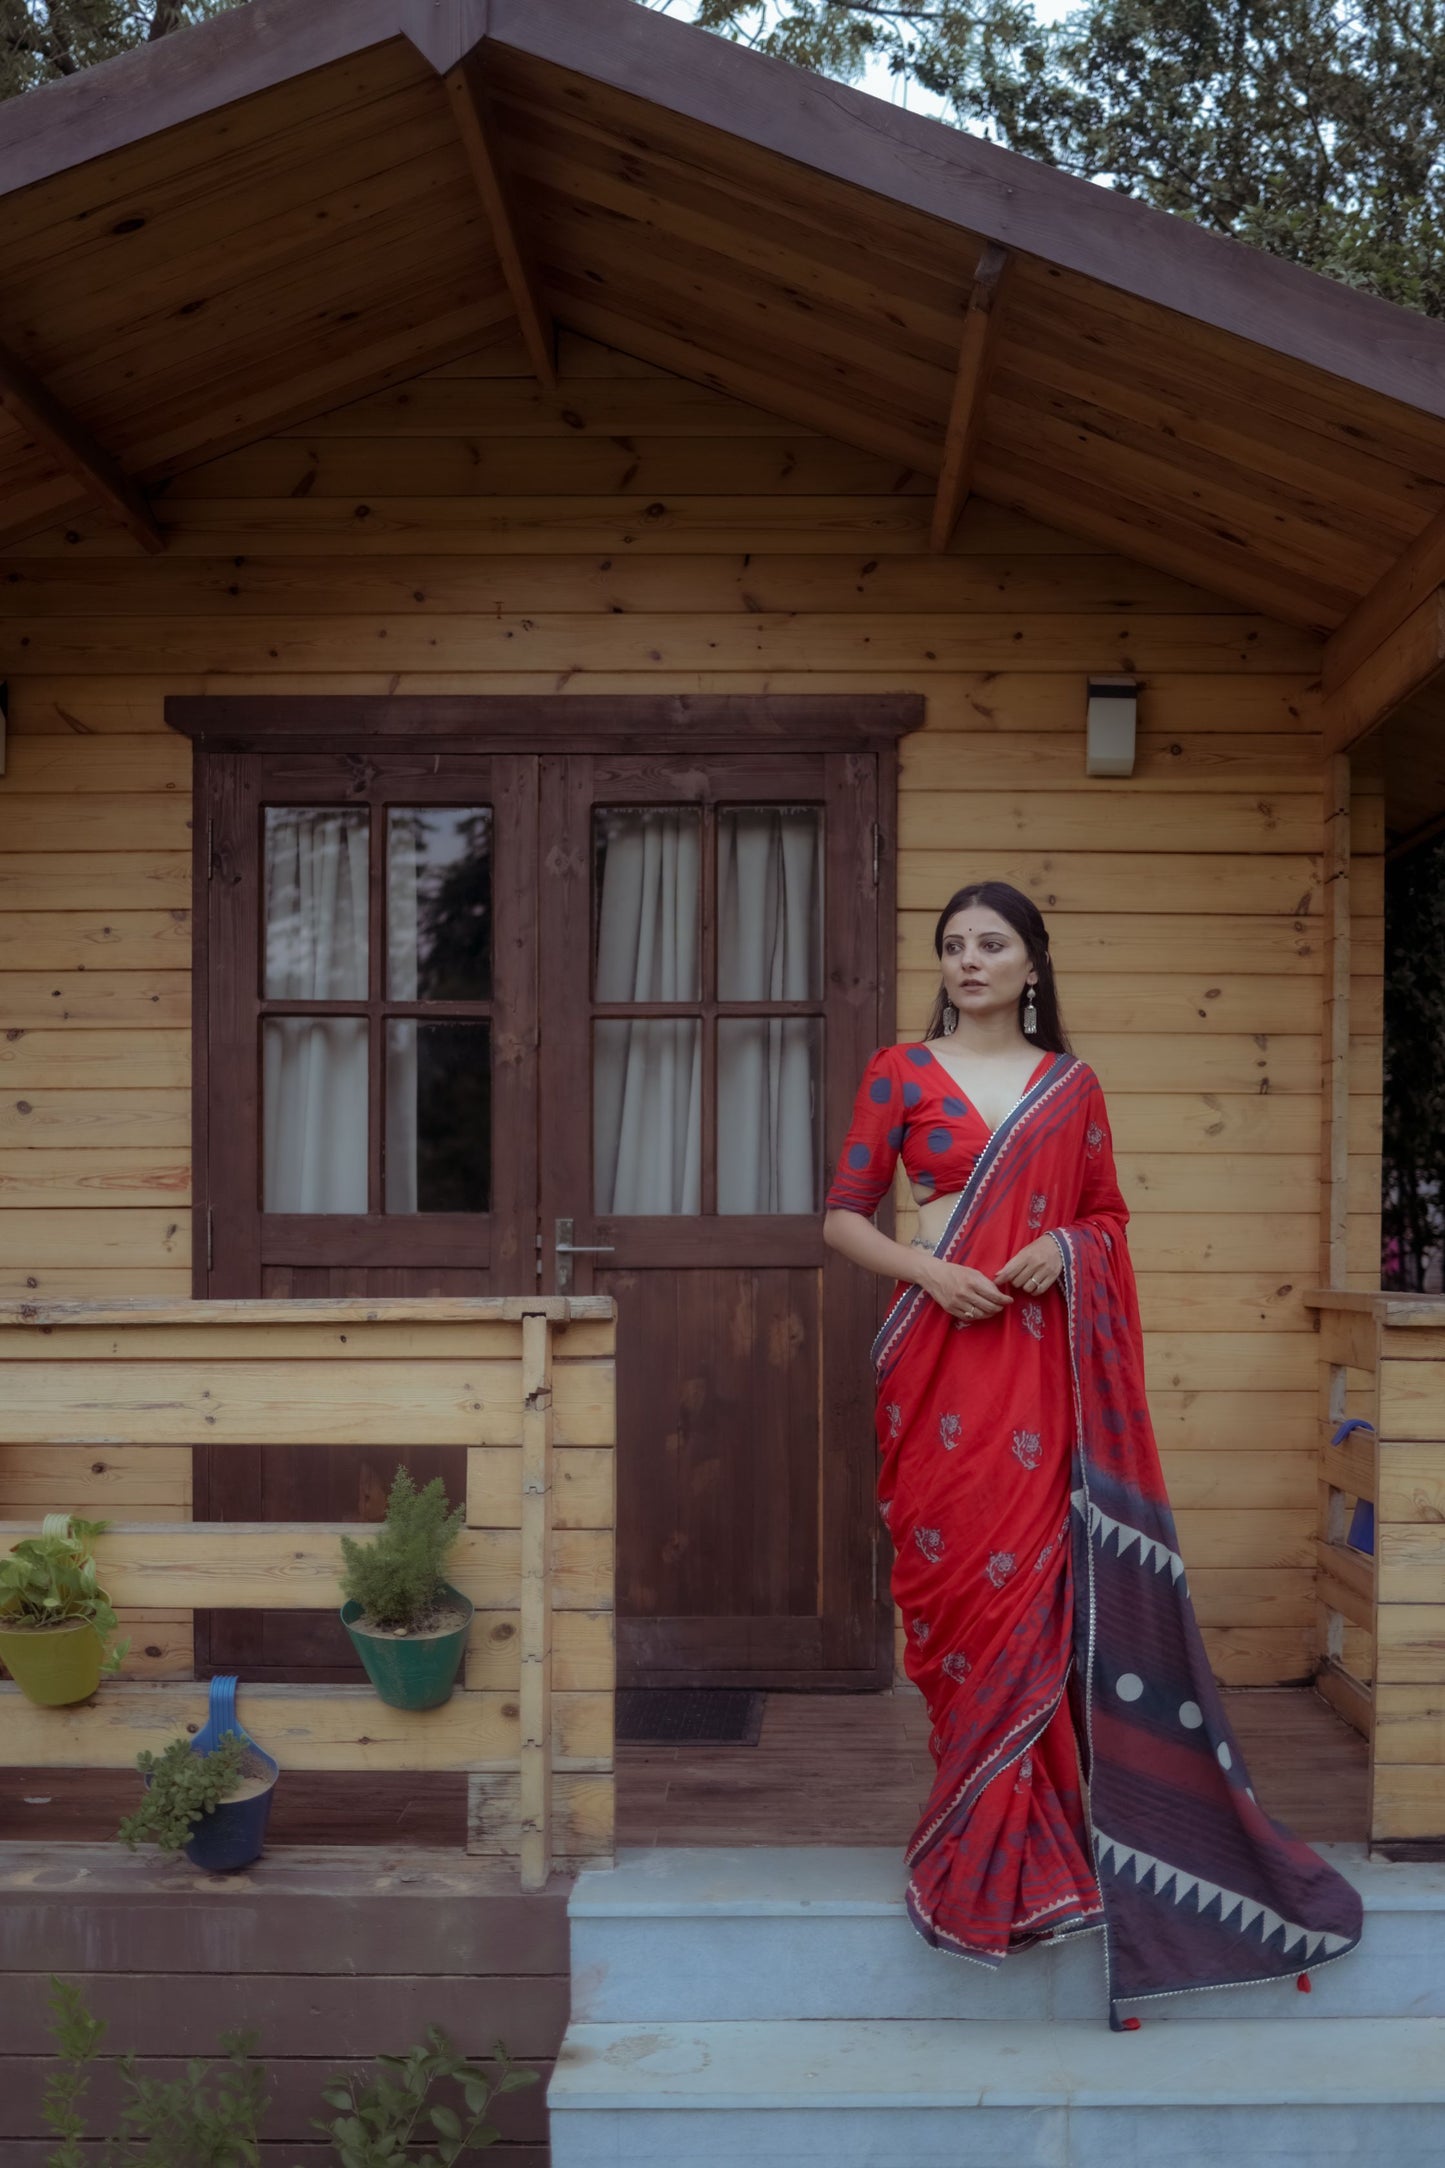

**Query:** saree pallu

left=870, top=1052, right=1363, bottom=2023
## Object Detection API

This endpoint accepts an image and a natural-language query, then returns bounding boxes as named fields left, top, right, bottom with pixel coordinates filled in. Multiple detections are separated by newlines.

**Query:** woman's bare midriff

left=915, top=1190, right=965, bottom=1250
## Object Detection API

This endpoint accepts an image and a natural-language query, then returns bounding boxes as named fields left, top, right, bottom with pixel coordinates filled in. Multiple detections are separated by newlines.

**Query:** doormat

left=616, top=1689, right=765, bottom=1746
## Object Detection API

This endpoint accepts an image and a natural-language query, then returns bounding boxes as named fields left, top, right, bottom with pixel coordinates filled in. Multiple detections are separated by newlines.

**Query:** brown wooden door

left=198, top=749, right=538, bottom=1675
left=198, top=733, right=891, bottom=1688
left=538, top=752, right=889, bottom=1687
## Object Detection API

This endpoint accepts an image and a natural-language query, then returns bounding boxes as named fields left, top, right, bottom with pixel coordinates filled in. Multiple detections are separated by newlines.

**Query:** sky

left=647, top=0, right=1076, bottom=124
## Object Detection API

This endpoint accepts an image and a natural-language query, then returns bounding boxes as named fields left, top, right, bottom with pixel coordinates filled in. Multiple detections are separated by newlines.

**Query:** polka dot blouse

left=825, top=1042, right=1053, bottom=1216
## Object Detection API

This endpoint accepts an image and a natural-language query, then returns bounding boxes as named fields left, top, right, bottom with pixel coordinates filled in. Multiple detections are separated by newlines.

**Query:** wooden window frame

left=171, top=694, right=922, bottom=1297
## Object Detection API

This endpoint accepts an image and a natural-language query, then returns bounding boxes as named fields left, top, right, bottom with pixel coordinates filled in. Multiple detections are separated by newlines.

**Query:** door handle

left=555, top=1217, right=616, bottom=1293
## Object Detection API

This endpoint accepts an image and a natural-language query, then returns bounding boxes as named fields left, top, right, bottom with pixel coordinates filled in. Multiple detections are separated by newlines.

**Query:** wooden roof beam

left=0, top=343, right=163, bottom=553
left=1321, top=583, right=1445, bottom=755
left=931, top=244, right=1011, bottom=553
left=444, top=57, right=557, bottom=391
left=1326, top=496, right=1445, bottom=698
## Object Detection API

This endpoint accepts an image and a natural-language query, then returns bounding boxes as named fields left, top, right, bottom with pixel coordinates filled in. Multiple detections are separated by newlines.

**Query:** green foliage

left=339, top=1467, right=465, bottom=1634
left=42, top=1977, right=265, bottom=2168
left=310, top=2024, right=538, bottom=2166
left=117, top=1731, right=249, bottom=1857
left=1, top=0, right=242, bottom=99
left=42, top=1985, right=535, bottom=2168
left=0, top=1516, right=128, bottom=1672
left=646, top=0, right=1445, bottom=317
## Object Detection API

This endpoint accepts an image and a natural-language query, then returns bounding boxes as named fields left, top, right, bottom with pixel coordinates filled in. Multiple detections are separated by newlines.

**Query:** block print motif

left=1021, top=1302, right=1045, bottom=1340
left=1028, top=1191, right=1048, bottom=1230
left=884, top=1402, right=903, bottom=1440
left=939, top=1411, right=962, bottom=1451
left=1012, top=1427, right=1042, bottom=1469
left=941, top=1650, right=971, bottom=1683
left=912, top=1616, right=931, bottom=1644
left=914, top=1526, right=946, bottom=1564
left=986, top=1550, right=1017, bottom=1588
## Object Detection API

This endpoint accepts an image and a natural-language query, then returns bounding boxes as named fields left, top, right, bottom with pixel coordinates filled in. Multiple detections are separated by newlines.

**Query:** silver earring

left=1023, top=985, right=1038, bottom=1036
left=941, top=996, right=957, bottom=1036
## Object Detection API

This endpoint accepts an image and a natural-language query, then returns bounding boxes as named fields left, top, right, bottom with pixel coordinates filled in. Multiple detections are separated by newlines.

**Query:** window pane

left=264, top=808, right=369, bottom=1000
left=718, top=807, right=823, bottom=1001
left=594, top=1018, right=700, bottom=1214
left=386, top=1021, right=491, bottom=1213
left=264, top=1018, right=368, bottom=1212
left=593, top=808, right=702, bottom=1002
left=718, top=1018, right=823, bottom=1214
left=388, top=807, right=492, bottom=1001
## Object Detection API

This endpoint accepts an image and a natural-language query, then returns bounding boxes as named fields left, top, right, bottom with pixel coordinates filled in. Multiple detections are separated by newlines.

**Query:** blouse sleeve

left=824, top=1047, right=904, bottom=1217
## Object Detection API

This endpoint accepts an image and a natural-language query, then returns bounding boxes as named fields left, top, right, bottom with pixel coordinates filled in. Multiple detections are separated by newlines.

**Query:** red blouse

left=825, top=1042, right=1054, bottom=1216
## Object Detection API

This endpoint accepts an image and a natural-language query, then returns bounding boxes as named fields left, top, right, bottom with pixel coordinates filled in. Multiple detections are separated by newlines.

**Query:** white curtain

left=717, top=811, right=822, bottom=1213
left=594, top=812, right=703, bottom=1214
left=384, top=815, right=422, bottom=1212
left=262, top=810, right=370, bottom=1214
left=592, top=807, right=822, bottom=1216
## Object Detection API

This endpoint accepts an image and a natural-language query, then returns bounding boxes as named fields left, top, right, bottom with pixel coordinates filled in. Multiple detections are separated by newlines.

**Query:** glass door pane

left=264, top=1017, right=368, bottom=1212
left=264, top=808, right=369, bottom=998
left=718, top=1016, right=823, bottom=1213
left=387, top=807, right=493, bottom=999
left=718, top=806, right=822, bottom=999
left=386, top=1020, right=492, bottom=1213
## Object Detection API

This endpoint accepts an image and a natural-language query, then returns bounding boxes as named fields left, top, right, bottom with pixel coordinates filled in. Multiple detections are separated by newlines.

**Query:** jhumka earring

left=941, top=994, right=958, bottom=1036
left=1023, top=984, right=1039, bottom=1036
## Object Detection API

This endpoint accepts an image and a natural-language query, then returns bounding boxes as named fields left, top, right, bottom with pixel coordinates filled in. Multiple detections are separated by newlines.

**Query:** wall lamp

left=1085, top=676, right=1137, bottom=777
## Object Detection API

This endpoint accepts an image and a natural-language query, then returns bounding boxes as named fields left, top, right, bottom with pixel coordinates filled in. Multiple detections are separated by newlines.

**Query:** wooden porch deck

left=617, top=1684, right=1369, bottom=1850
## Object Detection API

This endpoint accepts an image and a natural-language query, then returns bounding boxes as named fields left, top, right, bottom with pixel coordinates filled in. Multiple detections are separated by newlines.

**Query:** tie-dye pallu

left=867, top=1051, right=1362, bottom=2026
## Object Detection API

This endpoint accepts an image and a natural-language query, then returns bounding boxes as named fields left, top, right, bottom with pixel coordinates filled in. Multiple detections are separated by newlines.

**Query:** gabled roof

left=0, top=0, right=1444, bottom=706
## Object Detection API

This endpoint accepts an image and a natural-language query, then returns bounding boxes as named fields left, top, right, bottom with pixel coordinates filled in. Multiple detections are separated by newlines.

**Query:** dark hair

left=924, top=881, right=1072, bottom=1053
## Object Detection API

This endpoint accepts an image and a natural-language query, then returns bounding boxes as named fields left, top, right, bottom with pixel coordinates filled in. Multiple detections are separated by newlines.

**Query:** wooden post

left=1320, top=751, right=1352, bottom=1292
left=518, top=1309, right=555, bottom=1890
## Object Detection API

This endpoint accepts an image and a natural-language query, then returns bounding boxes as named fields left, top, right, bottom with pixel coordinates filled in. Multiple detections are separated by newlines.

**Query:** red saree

left=828, top=1042, right=1363, bottom=2023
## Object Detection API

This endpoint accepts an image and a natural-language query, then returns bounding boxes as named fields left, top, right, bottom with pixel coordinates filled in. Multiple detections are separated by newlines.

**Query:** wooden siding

left=0, top=1298, right=617, bottom=1882
left=0, top=331, right=1385, bottom=1687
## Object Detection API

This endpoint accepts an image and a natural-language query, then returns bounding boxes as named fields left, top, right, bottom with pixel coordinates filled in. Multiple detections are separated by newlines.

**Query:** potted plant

left=339, top=1467, right=471, bottom=1711
left=0, top=1514, right=128, bottom=1706
left=118, top=1726, right=278, bottom=1873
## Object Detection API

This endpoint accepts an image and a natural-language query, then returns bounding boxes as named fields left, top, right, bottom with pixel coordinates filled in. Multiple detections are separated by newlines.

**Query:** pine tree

left=1, top=0, right=242, bottom=99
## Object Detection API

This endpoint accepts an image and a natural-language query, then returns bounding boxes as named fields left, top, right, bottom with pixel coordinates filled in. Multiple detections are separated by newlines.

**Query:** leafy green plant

left=311, top=2025, right=537, bottom=2166
left=43, top=1977, right=265, bottom=2168
left=0, top=1515, right=127, bottom=1668
left=42, top=1984, right=535, bottom=2168
left=339, top=1468, right=466, bottom=1634
left=117, top=1732, right=249, bottom=1857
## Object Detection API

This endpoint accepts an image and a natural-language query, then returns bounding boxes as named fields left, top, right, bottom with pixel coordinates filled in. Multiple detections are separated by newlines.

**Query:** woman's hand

left=916, top=1256, right=1014, bottom=1324
left=994, top=1236, right=1063, bottom=1297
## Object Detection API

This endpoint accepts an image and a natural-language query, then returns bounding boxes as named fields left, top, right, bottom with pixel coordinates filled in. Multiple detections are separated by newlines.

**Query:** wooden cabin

left=1, top=0, right=1444, bottom=2155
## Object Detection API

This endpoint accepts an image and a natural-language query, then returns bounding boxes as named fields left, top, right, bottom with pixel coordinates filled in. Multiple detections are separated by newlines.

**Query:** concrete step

left=569, top=1845, right=1445, bottom=2023
left=547, top=2015, right=1445, bottom=2166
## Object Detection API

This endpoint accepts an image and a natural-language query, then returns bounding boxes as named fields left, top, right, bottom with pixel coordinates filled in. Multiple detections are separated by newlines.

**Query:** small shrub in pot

left=0, top=1515, right=128, bottom=1706
left=340, top=1467, right=472, bottom=1711
left=119, top=1729, right=278, bottom=1872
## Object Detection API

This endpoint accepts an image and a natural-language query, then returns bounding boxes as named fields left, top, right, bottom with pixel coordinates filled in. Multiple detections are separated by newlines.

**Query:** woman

left=824, top=881, right=1362, bottom=2027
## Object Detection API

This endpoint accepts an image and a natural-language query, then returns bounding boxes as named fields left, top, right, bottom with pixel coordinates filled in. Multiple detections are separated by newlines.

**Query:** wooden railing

left=1308, top=1289, right=1445, bottom=1849
left=0, top=1297, right=617, bottom=1888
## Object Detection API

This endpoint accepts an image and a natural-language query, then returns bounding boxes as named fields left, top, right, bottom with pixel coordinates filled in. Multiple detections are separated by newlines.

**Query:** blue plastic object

left=1329, top=1419, right=1377, bottom=1557
left=184, top=1676, right=278, bottom=1872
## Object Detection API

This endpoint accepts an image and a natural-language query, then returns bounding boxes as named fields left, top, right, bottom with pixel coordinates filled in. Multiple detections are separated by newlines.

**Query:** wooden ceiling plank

left=545, top=280, right=941, bottom=475
left=0, top=344, right=162, bottom=554
left=932, top=244, right=1011, bottom=553
left=495, top=84, right=972, bottom=332
left=984, top=390, right=1384, bottom=601
left=486, top=0, right=1445, bottom=427
left=1324, top=501, right=1445, bottom=696
left=1321, top=587, right=1445, bottom=755
left=972, top=445, right=1346, bottom=631
left=444, top=59, right=557, bottom=390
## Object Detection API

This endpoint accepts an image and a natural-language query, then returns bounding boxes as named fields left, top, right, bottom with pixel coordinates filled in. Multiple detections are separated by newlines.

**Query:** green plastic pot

left=0, top=1616, right=105, bottom=1707
left=340, top=1585, right=473, bottom=1711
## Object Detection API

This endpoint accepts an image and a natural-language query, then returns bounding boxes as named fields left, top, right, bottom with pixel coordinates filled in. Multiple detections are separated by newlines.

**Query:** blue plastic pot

left=182, top=1744, right=278, bottom=1872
